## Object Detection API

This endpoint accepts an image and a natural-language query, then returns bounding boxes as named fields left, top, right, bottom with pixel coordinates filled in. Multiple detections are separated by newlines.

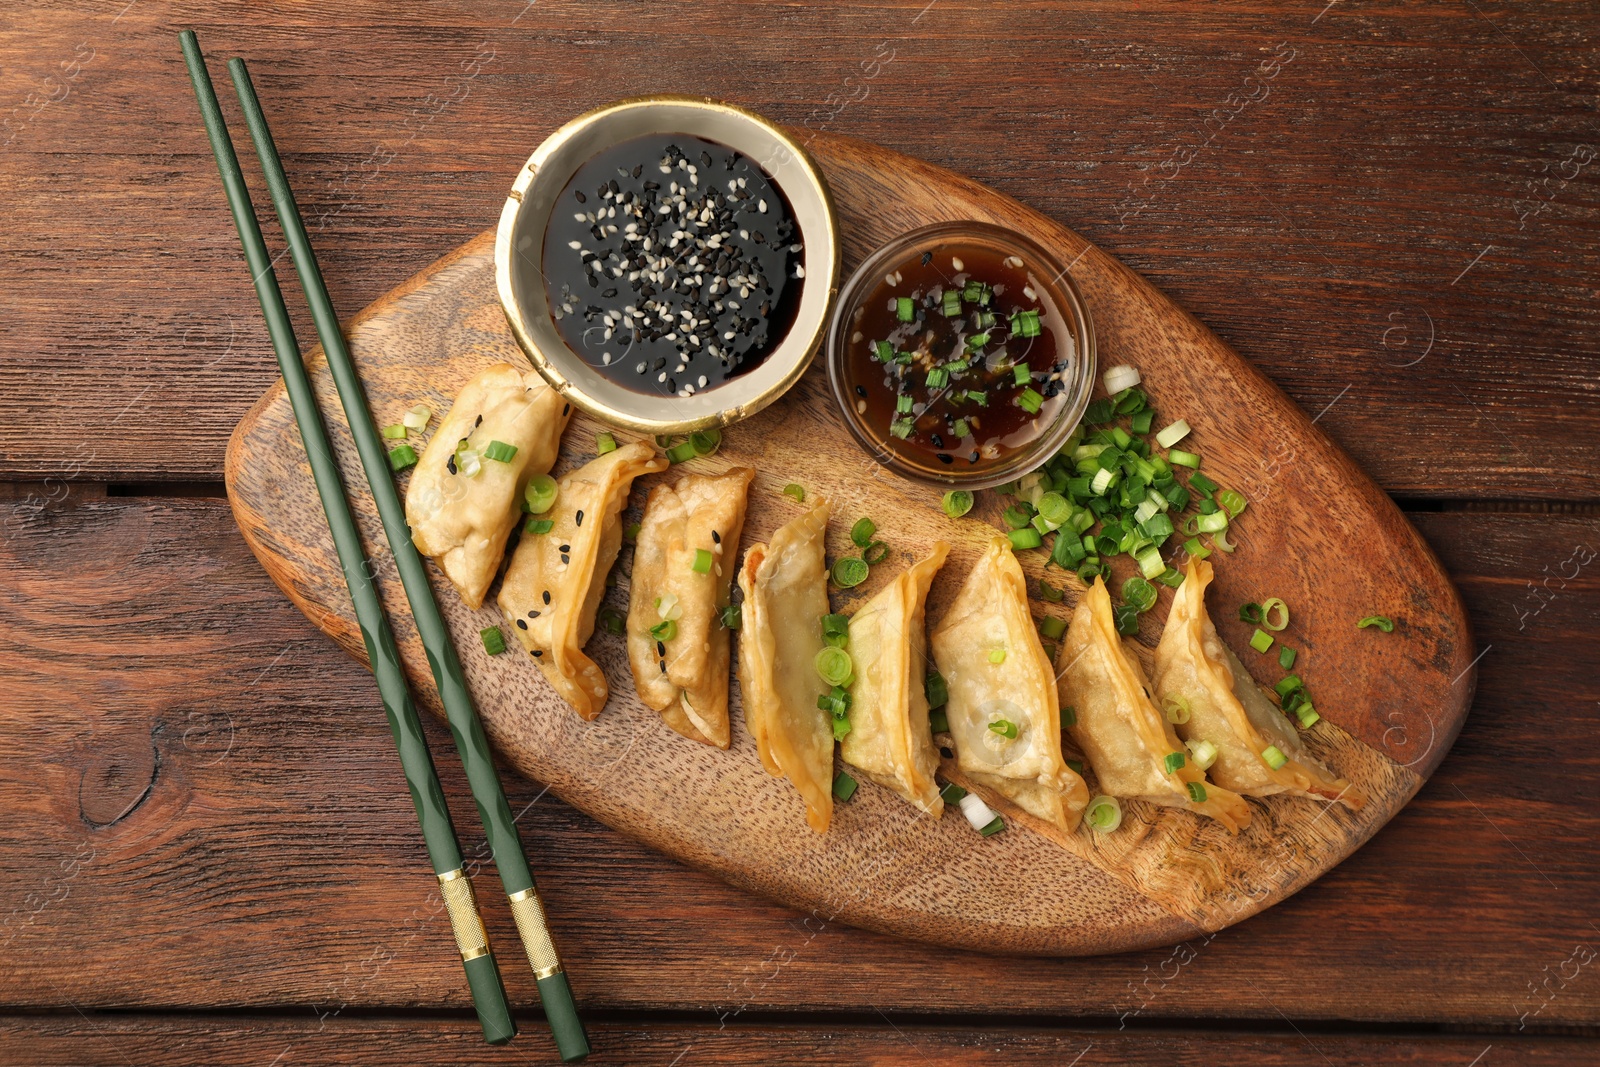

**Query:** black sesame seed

left=855, top=385, right=867, bottom=398
left=560, top=554, right=570, bottom=565
left=930, top=433, right=945, bottom=449
left=922, top=251, right=932, bottom=265
left=559, top=544, right=571, bottom=553
left=474, top=414, right=482, bottom=428
left=656, top=641, right=666, bottom=656
left=515, top=619, right=528, bottom=630
left=533, top=649, right=543, bottom=657
left=527, top=610, right=541, bottom=619
left=575, top=510, right=584, bottom=526
left=562, top=403, right=570, bottom=416
left=542, top=591, right=551, bottom=604
left=712, top=530, right=721, bottom=544
left=940, top=746, right=954, bottom=759
left=446, top=456, right=457, bottom=475
left=969, top=451, right=980, bottom=463
left=574, top=190, right=586, bottom=203
left=937, top=453, right=954, bottom=465
left=632, top=164, right=643, bottom=178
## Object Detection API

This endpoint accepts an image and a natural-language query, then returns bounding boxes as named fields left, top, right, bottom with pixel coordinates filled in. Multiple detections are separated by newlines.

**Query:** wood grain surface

left=2, top=0, right=1596, bottom=1060
left=224, top=130, right=1469, bottom=954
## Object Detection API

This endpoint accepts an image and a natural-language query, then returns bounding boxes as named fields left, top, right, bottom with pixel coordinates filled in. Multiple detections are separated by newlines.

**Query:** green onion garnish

left=929, top=707, right=950, bottom=733
left=1113, top=602, right=1140, bottom=636
left=925, top=671, right=949, bottom=709
left=692, top=548, right=713, bottom=574
left=402, top=404, right=432, bottom=432
left=832, top=557, right=869, bottom=588
left=721, top=603, right=741, bottom=630
left=988, top=647, right=1008, bottom=665
left=1240, top=602, right=1264, bottom=624
left=691, top=429, right=722, bottom=456
left=898, top=296, right=916, bottom=321
left=965, top=389, right=988, bottom=406
left=850, top=517, right=876, bottom=547
left=939, top=781, right=967, bottom=804
left=1296, top=704, right=1321, bottom=728
left=665, top=441, right=696, bottom=464
left=1061, top=705, right=1077, bottom=727
left=1196, top=511, right=1229, bottom=534
left=926, top=367, right=950, bottom=389
left=1186, top=781, right=1207, bottom=803
left=1217, top=488, right=1248, bottom=517
left=1038, top=615, right=1067, bottom=640
left=896, top=394, right=914, bottom=414
left=874, top=339, right=893, bottom=361
left=1168, top=448, right=1201, bottom=469
left=1154, top=419, right=1191, bottom=448
left=623, top=521, right=642, bottom=542
left=1164, top=751, right=1186, bottom=774
left=1185, top=536, right=1212, bottom=560
left=1189, top=471, right=1219, bottom=496
left=1249, top=628, right=1274, bottom=653
left=1261, top=745, right=1288, bottom=770
left=1002, top=503, right=1035, bottom=530
left=1013, top=364, right=1030, bottom=386
left=1122, top=576, right=1157, bottom=613
left=598, top=606, right=626, bottom=635
left=814, top=645, right=854, bottom=687
left=524, top=474, right=558, bottom=514
left=1007, top=527, right=1043, bottom=551
left=1066, top=758, right=1084, bottom=775
left=381, top=423, right=408, bottom=440
left=1086, top=795, right=1122, bottom=833
left=941, top=289, right=961, bottom=316
left=942, top=490, right=974, bottom=518
left=988, top=718, right=1018, bottom=738
left=890, top=418, right=915, bottom=439
left=1016, top=309, right=1041, bottom=338
left=1038, top=580, right=1065, bottom=603
left=952, top=418, right=970, bottom=438
left=1358, top=614, right=1396, bottom=632
left=832, top=771, right=858, bottom=802
left=979, top=815, right=1006, bottom=837
left=525, top=517, right=554, bottom=535
left=1261, top=597, right=1289, bottom=631
left=480, top=626, right=508, bottom=655
left=1037, top=492, right=1073, bottom=527
left=1162, top=693, right=1191, bottom=724
left=782, top=483, right=805, bottom=502
left=649, top=619, right=678, bottom=641
left=1186, top=738, right=1219, bottom=770
left=595, top=432, right=618, bottom=454
left=387, top=444, right=419, bottom=471
left=863, top=541, right=889, bottom=565
left=483, top=440, right=518, bottom=463
left=1130, top=409, right=1154, bottom=435
left=1017, top=388, right=1044, bottom=414
left=1278, top=645, right=1297, bottom=670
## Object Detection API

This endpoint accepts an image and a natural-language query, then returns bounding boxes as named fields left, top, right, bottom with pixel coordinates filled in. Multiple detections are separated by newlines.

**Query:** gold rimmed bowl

left=495, top=96, right=840, bottom=435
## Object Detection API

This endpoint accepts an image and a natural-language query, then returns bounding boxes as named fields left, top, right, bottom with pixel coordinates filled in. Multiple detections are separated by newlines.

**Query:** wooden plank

left=1, top=1015, right=1590, bottom=1066
left=2, top=2, right=1597, bottom=494
left=1, top=491, right=1595, bottom=1025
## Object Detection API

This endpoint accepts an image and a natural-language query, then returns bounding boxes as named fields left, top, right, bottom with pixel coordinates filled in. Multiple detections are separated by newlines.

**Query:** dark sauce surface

left=540, top=133, right=803, bottom=398
left=843, top=242, right=1077, bottom=474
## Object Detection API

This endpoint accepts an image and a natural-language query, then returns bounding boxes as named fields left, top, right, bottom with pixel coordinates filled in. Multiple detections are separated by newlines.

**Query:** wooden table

left=3, top=2, right=1596, bottom=1063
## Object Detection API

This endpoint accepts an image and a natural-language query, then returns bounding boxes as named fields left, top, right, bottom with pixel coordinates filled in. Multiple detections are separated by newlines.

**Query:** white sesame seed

left=698, top=375, right=708, bottom=387
left=567, top=240, right=582, bottom=250
left=1023, top=286, right=1037, bottom=300
left=951, top=257, right=964, bottom=271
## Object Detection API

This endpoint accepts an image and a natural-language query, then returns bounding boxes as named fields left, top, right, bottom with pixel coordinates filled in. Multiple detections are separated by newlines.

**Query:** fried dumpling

left=406, top=363, right=572, bottom=608
left=931, top=537, right=1089, bottom=834
left=627, top=467, right=755, bottom=748
left=841, top=542, right=950, bottom=817
left=1153, top=559, right=1365, bottom=809
left=1057, top=576, right=1252, bottom=833
left=498, top=441, right=667, bottom=720
left=737, top=500, right=834, bottom=833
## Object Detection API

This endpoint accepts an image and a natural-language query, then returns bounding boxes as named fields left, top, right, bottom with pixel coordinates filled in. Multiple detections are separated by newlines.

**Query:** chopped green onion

left=1184, top=536, right=1212, bottom=560
left=1358, top=614, right=1396, bottom=632
left=1008, top=527, right=1043, bottom=551
left=387, top=444, right=419, bottom=471
left=524, top=474, right=558, bottom=514
left=1295, top=704, right=1321, bottom=728
left=1037, top=492, right=1073, bottom=527
left=988, top=718, right=1018, bottom=738
left=823, top=612, right=850, bottom=640
left=896, top=394, right=914, bottom=414
left=598, top=606, right=626, bottom=635
left=890, top=418, right=915, bottom=439
left=720, top=603, right=741, bottom=630
left=1060, top=705, right=1077, bottom=727
left=1217, top=488, right=1248, bottom=517
left=402, top=404, right=432, bottom=431
left=524, top=518, right=554, bottom=535
left=666, top=441, right=697, bottom=464
left=832, top=557, right=869, bottom=588
left=595, top=431, right=618, bottom=454
left=850, top=517, right=876, bottom=547
left=940, top=781, right=967, bottom=804
left=929, top=708, right=950, bottom=734
left=863, top=541, right=890, bottom=565
left=1015, top=309, right=1041, bottom=338
left=1130, top=409, right=1154, bottom=435
left=814, top=646, right=854, bottom=687
left=1038, top=580, right=1065, bottom=603
left=926, top=367, right=950, bottom=389
left=1261, top=597, right=1289, bottom=631
left=1162, top=693, right=1191, bottom=725
left=480, top=626, right=508, bottom=655
left=1122, top=576, right=1157, bottom=612
left=1189, top=471, right=1219, bottom=496
left=623, top=521, right=642, bottom=542
left=1261, top=745, right=1288, bottom=770
left=1086, top=795, right=1122, bottom=833
left=691, top=429, right=722, bottom=456
left=979, top=815, right=1006, bottom=837
left=782, top=483, right=805, bottom=502
left=966, top=331, right=990, bottom=350
left=1155, top=419, right=1191, bottom=448
left=692, top=548, right=714, bottom=574
left=898, top=296, right=916, bottom=321
left=874, top=339, right=893, bottom=361
left=1134, top=544, right=1166, bottom=579
left=1038, top=615, right=1067, bottom=640
left=1113, top=602, right=1140, bottom=636
left=649, top=619, right=678, bottom=641
left=1250, top=628, right=1274, bottom=653
left=1163, top=751, right=1187, bottom=774
left=482, top=440, right=518, bottom=463
left=381, top=423, right=408, bottom=440
left=1278, top=645, right=1297, bottom=670
left=942, top=490, right=974, bottom=518
left=1197, top=511, right=1230, bottom=534
left=951, top=417, right=970, bottom=439
left=656, top=592, right=683, bottom=620
left=832, top=771, right=858, bottom=802
left=925, top=671, right=949, bottom=709
left=1002, top=503, right=1035, bottom=529
left=1240, top=602, right=1264, bottom=624
left=1186, top=781, right=1208, bottom=803
left=940, top=289, right=961, bottom=316
left=1154, top=567, right=1185, bottom=589
left=1090, top=467, right=1117, bottom=495
left=1167, top=448, right=1201, bottom=468
left=1066, top=758, right=1085, bottom=775
left=988, top=648, right=1008, bottom=665
left=1275, top=675, right=1303, bottom=699
left=965, top=389, right=989, bottom=406
left=1186, top=738, right=1219, bottom=770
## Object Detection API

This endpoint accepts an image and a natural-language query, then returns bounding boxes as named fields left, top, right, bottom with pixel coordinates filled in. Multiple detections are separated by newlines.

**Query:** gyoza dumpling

left=841, top=542, right=950, bottom=816
left=1154, top=559, right=1365, bottom=809
left=627, top=467, right=755, bottom=748
left=737, top=500, right=834, bottom=833
left=499, top=441, right=667, bottom=719
left=1057, top=576, right=1252, bottom=833
left=931, top=537, right=1089, bottom=834
left=406, top=363, right=572, bottom=608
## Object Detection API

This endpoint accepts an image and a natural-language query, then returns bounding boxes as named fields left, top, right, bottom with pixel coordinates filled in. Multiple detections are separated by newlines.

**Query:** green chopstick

left=223, top=52, right=589, bottom=1064
left=178, top=31, right=516, bottom=1047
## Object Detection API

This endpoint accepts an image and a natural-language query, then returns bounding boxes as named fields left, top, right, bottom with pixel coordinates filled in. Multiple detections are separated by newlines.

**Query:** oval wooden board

left=226, top=130, right=1473, bottom=956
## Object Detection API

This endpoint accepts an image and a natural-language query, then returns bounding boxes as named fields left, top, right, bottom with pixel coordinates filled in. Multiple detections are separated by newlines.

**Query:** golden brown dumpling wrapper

left=737, top=500, right=834, bottom=833
left=498, top=441, right=667, bottom=720
left=840, top=542, right=950, bottom=817
left=1057, top=576, right=1252, bottom=833
left=406, top=363, right=572, bottom=608
left=627, top=467, right=754, bottom=748
left=931, top=537, right=1089, bottom=834
left=1153, top=558, right=1365, bottom=809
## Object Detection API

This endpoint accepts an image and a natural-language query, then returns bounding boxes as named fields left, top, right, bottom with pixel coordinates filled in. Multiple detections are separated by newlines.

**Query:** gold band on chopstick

left=437, top=868, right=490, bottom=962
left=508, top=886, right=563, bottom=979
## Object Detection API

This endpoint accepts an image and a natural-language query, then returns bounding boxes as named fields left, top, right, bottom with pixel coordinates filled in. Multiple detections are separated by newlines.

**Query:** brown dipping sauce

left=841, top=241, right=1077, bottom=474
left=540, top=133, right=804, bottom=398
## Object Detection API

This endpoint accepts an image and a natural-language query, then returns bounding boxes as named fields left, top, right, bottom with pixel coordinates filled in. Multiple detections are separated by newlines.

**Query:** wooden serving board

left=226, top=130, right=1474, bottom=955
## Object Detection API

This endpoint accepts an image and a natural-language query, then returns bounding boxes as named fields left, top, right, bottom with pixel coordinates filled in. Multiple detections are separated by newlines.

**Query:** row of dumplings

left=404, top=365, right=1363, bottom=844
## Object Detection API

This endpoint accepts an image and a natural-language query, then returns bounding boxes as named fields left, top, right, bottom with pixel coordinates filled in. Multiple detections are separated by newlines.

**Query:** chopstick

left=178, top=31, right=518, bottom=1048
left=213, top=43, right=590, bottom=1065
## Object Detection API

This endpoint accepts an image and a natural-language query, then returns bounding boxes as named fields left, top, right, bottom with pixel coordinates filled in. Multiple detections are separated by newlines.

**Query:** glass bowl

left=824, top=221, right=1096, bottom=489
